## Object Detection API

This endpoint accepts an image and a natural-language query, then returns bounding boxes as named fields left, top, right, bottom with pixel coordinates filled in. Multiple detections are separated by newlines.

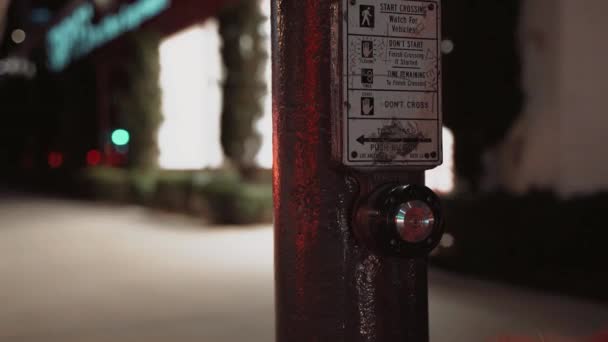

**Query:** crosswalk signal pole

left=272, top=0, right=444, bottom=341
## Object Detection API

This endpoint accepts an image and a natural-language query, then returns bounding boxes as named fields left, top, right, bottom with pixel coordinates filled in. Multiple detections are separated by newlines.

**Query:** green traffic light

left=111, top=129, right=130, bottom=146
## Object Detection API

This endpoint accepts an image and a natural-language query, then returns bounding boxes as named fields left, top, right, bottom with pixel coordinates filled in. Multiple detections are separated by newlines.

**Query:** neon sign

left=47, top=0, right=170, bottom=71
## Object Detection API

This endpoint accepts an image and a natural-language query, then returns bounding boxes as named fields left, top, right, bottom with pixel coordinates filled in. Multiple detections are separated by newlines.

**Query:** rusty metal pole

left=272, top=0, right=443, bottom=341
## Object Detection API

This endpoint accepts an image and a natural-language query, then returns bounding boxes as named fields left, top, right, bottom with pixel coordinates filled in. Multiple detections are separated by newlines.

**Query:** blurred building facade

left=0, top=0, right=239, bottom=179
left=493, top=0, right=608, bottom=198
left=2, top=0, right=608, bottom=199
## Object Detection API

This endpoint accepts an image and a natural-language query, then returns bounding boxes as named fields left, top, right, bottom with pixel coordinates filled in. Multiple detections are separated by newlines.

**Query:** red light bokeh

left=86, top=150, right=102, bottom=167
left=48, top=152, right=64, bottom=169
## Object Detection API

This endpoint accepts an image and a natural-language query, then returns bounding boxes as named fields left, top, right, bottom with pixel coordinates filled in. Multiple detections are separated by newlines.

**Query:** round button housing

left=354, top=184, right=443, bottom=257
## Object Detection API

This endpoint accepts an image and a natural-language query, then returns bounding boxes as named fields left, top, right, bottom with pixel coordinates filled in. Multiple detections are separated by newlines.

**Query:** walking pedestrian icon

left=362, top=40, right=373, bottom=58
left=361, top=97, right=374, bottom=116
left=360, top=5, right=374, bottom=28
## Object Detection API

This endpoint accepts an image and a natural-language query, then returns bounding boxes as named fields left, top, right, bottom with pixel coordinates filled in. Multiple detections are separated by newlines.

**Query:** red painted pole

left=272, top=0, right=439, bottom=340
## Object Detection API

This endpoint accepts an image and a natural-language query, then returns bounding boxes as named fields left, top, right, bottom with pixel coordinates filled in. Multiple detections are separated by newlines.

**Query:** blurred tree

left=218, top=0, right=267, bottom=177
left=117, top=30, right=163, bottom=170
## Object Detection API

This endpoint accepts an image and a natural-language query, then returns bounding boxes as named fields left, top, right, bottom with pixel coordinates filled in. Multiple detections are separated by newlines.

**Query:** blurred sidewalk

left=0, top=197, right=606, bottom=341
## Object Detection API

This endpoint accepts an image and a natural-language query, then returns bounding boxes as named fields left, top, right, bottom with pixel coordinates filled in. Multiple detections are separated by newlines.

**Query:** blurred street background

left=1, top=0, right=608, bottom=340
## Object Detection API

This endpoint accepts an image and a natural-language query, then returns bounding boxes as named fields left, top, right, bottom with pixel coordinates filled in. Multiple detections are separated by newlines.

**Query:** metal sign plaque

left=342, top=0, right=442, bottom=168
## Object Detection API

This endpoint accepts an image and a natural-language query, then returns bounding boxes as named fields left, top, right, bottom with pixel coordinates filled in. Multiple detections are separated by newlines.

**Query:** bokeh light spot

left=86, top=150, right=102, bottom=166
left=11, top=29, right=26, bottom=44
left=111, top=129, right=130, bottom=146
left=48, top=152, right=64, bottom=169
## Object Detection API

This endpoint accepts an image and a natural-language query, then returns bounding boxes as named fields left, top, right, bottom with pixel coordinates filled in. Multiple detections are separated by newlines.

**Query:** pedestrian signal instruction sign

left=342, top=0, right=442, bottom=168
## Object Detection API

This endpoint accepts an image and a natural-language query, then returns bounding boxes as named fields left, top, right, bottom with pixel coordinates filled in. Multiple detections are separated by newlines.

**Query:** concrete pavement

left=0, top=196, right=605, bottom=341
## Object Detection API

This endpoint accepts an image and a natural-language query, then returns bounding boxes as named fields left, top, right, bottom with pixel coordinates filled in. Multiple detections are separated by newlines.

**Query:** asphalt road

left=0, top=196, right=606, bottom=342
